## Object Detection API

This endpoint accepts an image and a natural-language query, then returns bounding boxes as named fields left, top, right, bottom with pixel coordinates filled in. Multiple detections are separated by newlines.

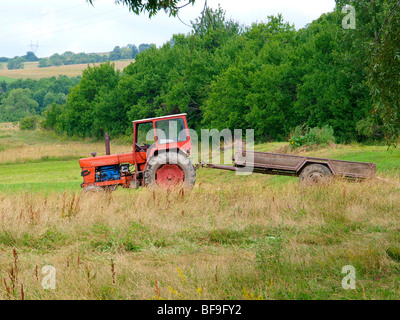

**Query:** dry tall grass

left=1, top=175, right=400, bottom=300
left=1, top=126, right=400, bottom=300
left=0, top=124, right=132, bottom=163
left=0, top=141, right=132, bottom=164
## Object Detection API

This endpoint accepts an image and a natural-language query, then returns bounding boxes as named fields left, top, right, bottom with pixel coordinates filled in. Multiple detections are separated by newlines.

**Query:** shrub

left=38, top=58, right=52, bottom=68
left=306, top=126, right=335, bottom=145
left=41, top=103, right=63, bottom=131
left=356, top=118, right=384, bottom=141
left=289, top=125, right=335, bottom=148
left=19, top=116, right=39, bottom=130
left=288, top=126, right=307, bottom=148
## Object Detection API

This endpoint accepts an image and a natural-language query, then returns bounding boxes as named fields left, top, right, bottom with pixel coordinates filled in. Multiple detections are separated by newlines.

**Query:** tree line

left=0, top=76, right=80, bottom=122
left=27, top=1, right=400, bottom=144
left=2, top=43, right=153, bottom=70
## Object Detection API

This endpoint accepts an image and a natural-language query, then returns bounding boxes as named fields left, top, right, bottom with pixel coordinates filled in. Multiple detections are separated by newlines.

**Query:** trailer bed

left=203, top=149, right=376, bottom=180
left=234, top=150, right=376, bottom=179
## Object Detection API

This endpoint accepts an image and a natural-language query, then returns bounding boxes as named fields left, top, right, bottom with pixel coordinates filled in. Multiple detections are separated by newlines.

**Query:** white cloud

left=192, top=0, right=336, bottom=28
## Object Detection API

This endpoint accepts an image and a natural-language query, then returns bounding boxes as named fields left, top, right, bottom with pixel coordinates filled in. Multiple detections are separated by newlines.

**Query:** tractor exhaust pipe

left=105, top=132, right=110, bottom=155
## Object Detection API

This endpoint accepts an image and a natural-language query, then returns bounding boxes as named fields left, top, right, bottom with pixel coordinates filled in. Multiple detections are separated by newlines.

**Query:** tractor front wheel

left=144, top=152, right=196, bottom=190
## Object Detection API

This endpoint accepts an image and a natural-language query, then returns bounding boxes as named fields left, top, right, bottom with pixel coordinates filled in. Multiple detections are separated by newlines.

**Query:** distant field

left=0, top=59, right=134, bottom=80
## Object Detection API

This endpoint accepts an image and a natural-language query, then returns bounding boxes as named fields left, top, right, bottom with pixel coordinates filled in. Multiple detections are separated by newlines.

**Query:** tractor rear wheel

left=299, top=164, right=332, bottom=185
left=144, top=152, right=196, bottom=190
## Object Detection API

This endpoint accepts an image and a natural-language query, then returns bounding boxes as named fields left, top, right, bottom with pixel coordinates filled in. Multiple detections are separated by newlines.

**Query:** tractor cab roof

left=133, top=113, right=187, bottom=124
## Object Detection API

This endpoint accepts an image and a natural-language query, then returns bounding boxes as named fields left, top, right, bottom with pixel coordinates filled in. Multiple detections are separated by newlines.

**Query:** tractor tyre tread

left=144, top=152, right=196, bottom=189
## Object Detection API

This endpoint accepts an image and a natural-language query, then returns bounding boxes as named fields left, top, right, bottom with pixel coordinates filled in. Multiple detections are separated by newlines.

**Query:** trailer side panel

left=235, top=150, right=376, bottom=179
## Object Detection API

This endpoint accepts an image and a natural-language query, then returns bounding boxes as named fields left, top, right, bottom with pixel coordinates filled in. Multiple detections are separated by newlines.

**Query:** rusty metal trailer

left=202, top=148, right=376, bottom=184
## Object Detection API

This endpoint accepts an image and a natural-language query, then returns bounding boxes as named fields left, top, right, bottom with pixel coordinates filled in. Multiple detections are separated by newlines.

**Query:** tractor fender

left=148, top=147, right=189, bottom=160
left=144, top=147, right=190, bottom=172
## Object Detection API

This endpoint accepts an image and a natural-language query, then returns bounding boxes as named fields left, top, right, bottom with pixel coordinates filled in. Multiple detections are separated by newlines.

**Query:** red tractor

left=79, top=114, right=196, bottom=191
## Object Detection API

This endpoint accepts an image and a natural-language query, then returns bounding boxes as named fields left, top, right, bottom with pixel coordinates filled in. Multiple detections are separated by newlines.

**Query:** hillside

left=0, top=59, right=134, bottom=80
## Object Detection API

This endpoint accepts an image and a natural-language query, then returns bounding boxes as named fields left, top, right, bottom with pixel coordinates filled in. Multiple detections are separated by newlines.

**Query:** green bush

left=288, top=126, right=307, bottom=147
left=306, top=126, right=335, bottom=145
left=289, top=125, right=335, bottom=148
left=19, top=116, right=39, bottom=130
left=356, top=118, right=384, bottom=141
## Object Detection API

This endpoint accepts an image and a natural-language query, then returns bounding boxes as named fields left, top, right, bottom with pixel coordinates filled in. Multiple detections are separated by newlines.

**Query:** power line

left=0, top=4, right=85, bottom=27
left=1, top=12, right=132, bottom=47
left=0, top=8, right=121, bottom=42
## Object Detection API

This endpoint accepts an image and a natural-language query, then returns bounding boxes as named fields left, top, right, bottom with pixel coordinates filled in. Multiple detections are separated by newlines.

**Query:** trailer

left=202, top=148, right=376, bottom=184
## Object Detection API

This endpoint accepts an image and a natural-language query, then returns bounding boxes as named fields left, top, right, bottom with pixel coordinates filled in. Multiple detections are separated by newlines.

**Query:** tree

left=0, top=75, right=80, bottom=121
left=44, top=5, right=386, bottom=143
left=0, top=88, right=39, bottom=121
left=203, top=15, right=296, bottom=140
left=0, top=81, right=7, bottom=94
left=7, top=57, right=25, bottom=70
left=332, top=0, right=400, bottom=144
left=41, top=103, right=64, bottom=131
left=368, top=1, right=400, bottom=145
left=121, top=47, right=133, bottom=59
left=62, top=51, right=75, bottom=65
left=24, top=51, right=39, bottom=62
left=58, top=61, right=121, bottom=137
left=109, top=46, right=122, bottom=60
left=19, top=115, right=39, bottom=130
left=86, top=0, right=195, bottom=17
left=43, top=92, right=67, bottom=108
left=49, top=53, right=66, bottom=66
left=128, top=44, right=139, bottom=58
left=138, top=43, right=152, bottom=53
left=38, top=58, right=52, bottom=68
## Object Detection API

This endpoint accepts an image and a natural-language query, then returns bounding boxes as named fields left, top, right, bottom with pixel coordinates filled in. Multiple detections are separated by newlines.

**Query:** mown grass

left=0, top=126, right=400, bottom=300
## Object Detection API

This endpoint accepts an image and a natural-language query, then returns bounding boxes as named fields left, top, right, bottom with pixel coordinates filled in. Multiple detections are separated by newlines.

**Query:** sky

left=0, top=0, right=336, bottom=58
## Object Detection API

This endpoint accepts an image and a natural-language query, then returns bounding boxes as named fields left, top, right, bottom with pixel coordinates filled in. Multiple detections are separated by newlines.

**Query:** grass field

left=1, top=123, right=400, bottom=300
left=0, top=75, right=16, bottom=83
left=0, top=60, right=134, bottom=80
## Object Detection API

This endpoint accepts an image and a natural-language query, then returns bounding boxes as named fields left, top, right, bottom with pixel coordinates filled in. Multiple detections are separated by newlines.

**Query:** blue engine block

left=96, top=165, right=120, bottom=182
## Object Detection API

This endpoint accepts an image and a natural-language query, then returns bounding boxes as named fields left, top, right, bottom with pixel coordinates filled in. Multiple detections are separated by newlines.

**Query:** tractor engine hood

left=79, top=152, right=135, bottom=168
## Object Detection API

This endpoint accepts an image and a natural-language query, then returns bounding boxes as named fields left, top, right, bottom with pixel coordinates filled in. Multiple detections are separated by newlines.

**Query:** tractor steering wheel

left=135, top=143, right=144, bottom=152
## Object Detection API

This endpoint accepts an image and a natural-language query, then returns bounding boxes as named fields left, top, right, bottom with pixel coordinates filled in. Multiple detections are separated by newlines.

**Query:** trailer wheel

left=299, top=164, right=332, bottom=185
left=144, top=152, right=196, bottom=190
